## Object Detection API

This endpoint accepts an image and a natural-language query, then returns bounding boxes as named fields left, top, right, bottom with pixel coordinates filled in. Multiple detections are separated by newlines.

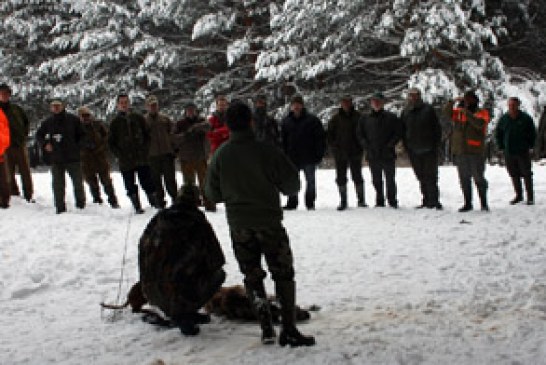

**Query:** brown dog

left=204, top=285, right=316, bottom=323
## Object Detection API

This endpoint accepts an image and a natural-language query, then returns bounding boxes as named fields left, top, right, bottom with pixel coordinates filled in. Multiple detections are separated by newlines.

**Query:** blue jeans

left=286, top=164, right=316, bottom=208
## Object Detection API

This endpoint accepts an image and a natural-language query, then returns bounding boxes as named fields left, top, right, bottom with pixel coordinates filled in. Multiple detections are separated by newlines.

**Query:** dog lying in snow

left=204, top=285, right=318, bottom=322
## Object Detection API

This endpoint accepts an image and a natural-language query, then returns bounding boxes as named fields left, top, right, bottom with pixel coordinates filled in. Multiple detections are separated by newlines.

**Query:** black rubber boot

left=275, top=281, right=315, bottom=347
left=105, top=184, right=120, bottom=208
left=337, top=185, right=347, bottom=211
left=129, top=192, right=144, bottom=214
left=245, top=280, right=275, bottom=345
left=146, top=192, right=159, bottom=209
left=510, top=177, right=523, bottom=205
left=283, top=196, right=298, bottom=210
left=458, top=184, right=473, bottom=212
left=478, top=187, right=489, bottom=211
left=355, top=183, right=367, bottom=207
left=524, top=176, right=534, bottom=205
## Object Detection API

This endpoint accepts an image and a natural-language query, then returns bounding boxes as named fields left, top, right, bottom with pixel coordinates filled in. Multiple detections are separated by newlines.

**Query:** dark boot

left=105, top=184, right=120, bottom=209
left=147, top=192, right=159, bottom=208
left=275, top=281, right=315, bottom=347
left=458, top=184, right=473, bottom=212
left=129, top=193, right=144, bottom=214
left=337, top=185, right=347, bottom=211
left=203, top=197, right=217, bottom=212
left=283, top=196, right=298, bottom=210
left=478, top=187, right=489, bottom=211
left=355, top=183, right=367, bottom=207
left=245, top=281, right=275, bottom=345
left=510, top=177, right=523, bottom=205
left=175, top=313, right=200, bottom=336
left=524, top=176, right=534, bottom=205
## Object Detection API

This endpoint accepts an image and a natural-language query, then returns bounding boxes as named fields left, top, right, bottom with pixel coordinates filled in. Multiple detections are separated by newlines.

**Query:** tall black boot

left=245, top=280, right=275, bottom=344
left=275, top=281, right=315, bottom=347
left=510, top=177, right=523, bottom=205
left=337, top=185, right=347, bottom=211
left=478, top=186, right=489, bottom=211
left=90, top=186, right=103, bottom=204
left=129, top=192, right=144, bottom=214
left=355, top=183, right=367, bottom=207
left=146, top=192, right=159, bottom=208
left=104, top=184, right=120, bottom=208
left=283, top=196, right=298, bottom=210
left=524, top=176, right=534, bottom=205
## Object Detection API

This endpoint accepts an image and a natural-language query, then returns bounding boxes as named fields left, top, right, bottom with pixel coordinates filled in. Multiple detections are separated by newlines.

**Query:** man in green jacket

left=205, top=100, right=315, bottom=347
left=495, top=97, right=537, bottom=205
left=108, top=94, right=157, bottom=213
left=0, top=83, right=34, bottom=202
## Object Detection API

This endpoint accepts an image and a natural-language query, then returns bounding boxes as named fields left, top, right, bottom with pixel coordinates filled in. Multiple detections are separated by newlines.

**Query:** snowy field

left=1, top=165, right=545, bottom=365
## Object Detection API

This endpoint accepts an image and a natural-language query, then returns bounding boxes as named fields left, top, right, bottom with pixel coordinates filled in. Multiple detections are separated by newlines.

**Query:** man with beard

left=495, top=97, right=537, bottom=205
left=327, top=95, right=365, bottom=210
left=252, top=95, right=280, bottom=147
left=36, top=100, right=86, bottom=213
left=281, top=95, right=325, bottom=210
left=400, top=88, right=443, bottom=209
left=444, top=90, right=490, bottom=212
left=0, top=83, right=34, bottom=203
left=357, top=92, right=402, bottom=208
left=173, top=102, right=215, bottom=211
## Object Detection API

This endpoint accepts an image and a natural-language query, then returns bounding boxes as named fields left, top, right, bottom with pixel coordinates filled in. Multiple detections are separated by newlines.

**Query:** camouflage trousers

left=230, top=226, right=295, bottom=285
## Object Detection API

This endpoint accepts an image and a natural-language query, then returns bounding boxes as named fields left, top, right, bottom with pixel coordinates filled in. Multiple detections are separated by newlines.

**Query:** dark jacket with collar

left=108, top=111, right=151, bottom=171
left=400, top=101, right=441, bottom=155
left=205, top=129, right=300, bottom=229
left=281, top=109, right=325, bottom=168
left=357, top=109, right=402, bottom=161
left=327, top=107, right=363, bottom=161
left=36, top=110, right=83, bottom=164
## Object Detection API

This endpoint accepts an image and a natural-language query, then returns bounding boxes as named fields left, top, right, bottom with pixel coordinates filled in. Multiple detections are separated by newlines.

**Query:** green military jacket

left=205, top=130, right=300, bottom=229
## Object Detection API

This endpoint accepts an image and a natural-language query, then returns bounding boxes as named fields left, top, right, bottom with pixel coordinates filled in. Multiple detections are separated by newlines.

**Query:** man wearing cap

left=205, top=100, right=315, bottom=347
left=36, top=99, right=86, bottom=213
left=252, top=95, right=280, bottom=147
left=444, top=90, right=491, bottom=212
left=172, top=102, right=214, bottom=211
left=327, top=95, right=365, bottom=210
left=78, top=106, right=120, bottom=208
left=281, top=95, right=325, bottom=210
left=108, top=94, right=157, bottom=214
left=207, top=94, right=230, bottom=155
left=145, top=95, right=177, bottom=208
left=495, top=97, right=537, bottom=205
left=0, top=83, right=34, bottom=203
left=400, top=88, right=443, bottom=209
left=357, top=92, right=403, bottom=208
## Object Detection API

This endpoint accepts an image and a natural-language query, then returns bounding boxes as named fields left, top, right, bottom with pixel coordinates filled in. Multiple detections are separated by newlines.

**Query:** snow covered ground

left=1, top=165, right=545, bottom=365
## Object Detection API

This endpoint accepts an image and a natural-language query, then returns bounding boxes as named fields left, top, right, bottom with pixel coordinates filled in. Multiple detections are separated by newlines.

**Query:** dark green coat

left=108, top=111, right=150, bottom=171
left=495, top=111, right=536, bottom=156
left=205, top=130, right=300, bottom=229
left=400, top=101, right=441, bottom=155
left=327, top=107, right=363, bottom=160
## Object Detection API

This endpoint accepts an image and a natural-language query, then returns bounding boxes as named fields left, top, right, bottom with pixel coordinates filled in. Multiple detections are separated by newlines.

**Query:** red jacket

left=0, top=109, right=11, bottom=163
left=207, top=112, right=229, bottom=154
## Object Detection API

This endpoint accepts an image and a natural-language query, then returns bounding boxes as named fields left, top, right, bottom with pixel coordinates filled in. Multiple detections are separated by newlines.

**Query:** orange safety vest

left=0, top=109, right=11, bottom=162
left=452, top=107, right=490, bottom=147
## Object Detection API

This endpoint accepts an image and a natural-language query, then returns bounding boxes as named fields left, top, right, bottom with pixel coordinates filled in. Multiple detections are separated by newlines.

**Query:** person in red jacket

left=206, top=94, right=230, bottom=155
left=0, top=106, right=12, bottom=208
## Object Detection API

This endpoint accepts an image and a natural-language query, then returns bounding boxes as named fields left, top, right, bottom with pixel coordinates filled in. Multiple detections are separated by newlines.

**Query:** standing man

left=145, top=95, right=177, bottom=208
left=108, top=94, right=157, bottom=214
left=281, top=95, right=325, bottom=210
left=357, top=92, right=402, bottom=208
left=495, top=97, right=537, bottom=205
left=78, top=106, right=119, bottom=208
left=444, top=91, right=490, bottom=212
left=36, top=100, right=86, bottom=214
left=205, top=100, right=315, bottom=347
left=207, top=94, right=230, bottom=155
left=0, top=102, right=10, bottom=208
left=0, top=83, right=34, bottom=202
left=400, top=88, right=443, bottom=209
left=535, top=106, right=546, bottom=160
left=173, top=102, right=215, bottom=211
left=252, top=94, right=280, bottom=147
left=327, top=95, right=365, bottom=210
